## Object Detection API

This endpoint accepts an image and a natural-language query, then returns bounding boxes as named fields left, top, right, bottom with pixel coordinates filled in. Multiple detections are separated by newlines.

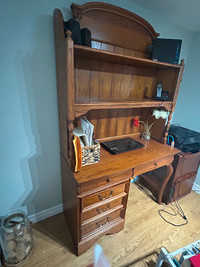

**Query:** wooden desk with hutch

left=53, top=2, right=184, bottom=255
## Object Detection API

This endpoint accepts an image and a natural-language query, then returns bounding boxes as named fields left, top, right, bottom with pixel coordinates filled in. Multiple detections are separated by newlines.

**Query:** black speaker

left=81, top=28, right=91, bottom=47
left=64, top=19, right=82, bottom=45
left=152, top=38, right=182, bottom=65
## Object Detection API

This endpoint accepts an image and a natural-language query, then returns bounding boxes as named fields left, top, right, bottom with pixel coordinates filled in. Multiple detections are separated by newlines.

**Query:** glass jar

left=0, top=210, right=33, bottom=264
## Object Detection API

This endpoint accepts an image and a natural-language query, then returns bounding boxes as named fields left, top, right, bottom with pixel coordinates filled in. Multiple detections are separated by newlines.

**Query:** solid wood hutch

left=53, top=2, right=184, bottom=255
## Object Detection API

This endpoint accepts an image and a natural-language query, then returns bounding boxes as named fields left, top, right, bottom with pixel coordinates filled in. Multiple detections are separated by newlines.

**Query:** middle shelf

left=74, top=44, right=181, bottom=70
left=74, top=100, right=173, bottom=117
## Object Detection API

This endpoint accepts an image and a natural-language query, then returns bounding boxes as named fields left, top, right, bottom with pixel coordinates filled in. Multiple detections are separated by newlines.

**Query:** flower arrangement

left=132, top=109, right=168, bottom=140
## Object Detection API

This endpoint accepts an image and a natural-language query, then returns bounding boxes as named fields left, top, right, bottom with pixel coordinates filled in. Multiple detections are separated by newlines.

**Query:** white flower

left=160, top=110, right=168, bottom=119
left=152, top=109, right=168, bottom=119
left=153, top=109, right=160, bottom=119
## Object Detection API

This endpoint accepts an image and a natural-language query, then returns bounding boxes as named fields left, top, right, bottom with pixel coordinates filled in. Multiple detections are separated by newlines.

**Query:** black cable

left=158, top=180, right=188, bottom=227
left=135, top=178, right=188, bottom=227
left=158, top=207, right=188, bottom=227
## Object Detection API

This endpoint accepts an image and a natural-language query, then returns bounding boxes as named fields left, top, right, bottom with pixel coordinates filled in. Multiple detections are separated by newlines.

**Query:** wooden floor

left=14, top=184, right=200, bottom=267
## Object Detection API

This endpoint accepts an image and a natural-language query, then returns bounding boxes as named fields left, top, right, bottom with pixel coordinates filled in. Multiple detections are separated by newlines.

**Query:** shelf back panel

left=75, top=58, right=158, bottom=102
left=91, top=41, right=150, bottom=59
left=81, top=108, right=166, bottom=142
left=75, top=56, right=180, bottom=103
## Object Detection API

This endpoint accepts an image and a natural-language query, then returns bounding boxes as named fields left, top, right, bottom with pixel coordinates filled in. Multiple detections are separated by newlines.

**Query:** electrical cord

left=158, top=181, right=188, bottom=227
left=135, top=180, right=188, bottom=227
left=158, top=201, right=188, bottom=227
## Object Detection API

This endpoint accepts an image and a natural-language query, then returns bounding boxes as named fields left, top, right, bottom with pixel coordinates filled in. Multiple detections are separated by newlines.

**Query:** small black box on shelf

left=81, top=28, right=91, bottom=47
left=152, top=38, right=182, bottom=65
left=64, top=18, right=82, bottom=45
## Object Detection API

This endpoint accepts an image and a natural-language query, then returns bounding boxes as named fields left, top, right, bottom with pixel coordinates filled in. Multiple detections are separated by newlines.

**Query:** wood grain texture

left=74, top=45, right=181, bottom=69
left=53, top=9, right=69, bottom=163
left=81, top=195, right=125, bottom=222
left=74, top=136, right=179, bottom=184
left=81, top=208, right=123, bottom=237
left=71, top=2, right=159, bottom=53
left=78, top=169, right=131, bottom=194
left=15, top=186, right=200, bottom=267
left=53, top=3, right=185, bottom=257
left=61, top=155, right=79, bottom=246
left=81, top=183, right=126, bottom=209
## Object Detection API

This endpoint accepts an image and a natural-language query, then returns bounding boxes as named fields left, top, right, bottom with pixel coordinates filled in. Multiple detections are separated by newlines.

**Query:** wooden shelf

left=74, top=100, right=173, bottom=117
left=74, top=44, right=181, bottom=70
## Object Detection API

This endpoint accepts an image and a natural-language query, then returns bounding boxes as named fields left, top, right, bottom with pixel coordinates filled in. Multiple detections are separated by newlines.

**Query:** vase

left=141, top=129, right=151, bottom=140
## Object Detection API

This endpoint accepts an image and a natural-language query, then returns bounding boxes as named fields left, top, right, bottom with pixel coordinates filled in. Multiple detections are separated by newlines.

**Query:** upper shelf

left=74, top=100, right=173, bottom=117
left=74, top=44, right=182, bottom=70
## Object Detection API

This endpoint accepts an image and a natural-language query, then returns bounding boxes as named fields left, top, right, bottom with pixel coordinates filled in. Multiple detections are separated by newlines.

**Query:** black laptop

left=101, top=137, right=144, bottom=155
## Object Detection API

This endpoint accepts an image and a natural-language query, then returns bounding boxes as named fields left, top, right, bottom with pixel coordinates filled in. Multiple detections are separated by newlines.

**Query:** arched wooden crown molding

left=71, top=2, right=159, bottom=40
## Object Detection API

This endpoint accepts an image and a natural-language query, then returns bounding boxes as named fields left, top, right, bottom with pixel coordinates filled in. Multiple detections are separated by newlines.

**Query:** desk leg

left=158, top=164, right=173, bottom=204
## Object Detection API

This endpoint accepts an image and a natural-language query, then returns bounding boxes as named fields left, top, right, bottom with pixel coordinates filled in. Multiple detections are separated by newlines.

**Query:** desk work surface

left=74, top=136, right=180, bottom=184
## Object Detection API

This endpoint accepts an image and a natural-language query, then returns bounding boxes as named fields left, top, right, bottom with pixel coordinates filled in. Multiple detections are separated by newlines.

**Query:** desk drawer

left=134, top=156, right=174, bottom=176
left=81, top=193, right=126, bottom=222
left=81, top=208, right=122, bottom=238
left=81, top=183, right=125, bottom=210
left=78, top=170, right=131, bottom=194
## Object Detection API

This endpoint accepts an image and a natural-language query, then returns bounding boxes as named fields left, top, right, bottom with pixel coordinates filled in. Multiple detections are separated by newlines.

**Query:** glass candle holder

left=0, top=210, right=33, bottom=264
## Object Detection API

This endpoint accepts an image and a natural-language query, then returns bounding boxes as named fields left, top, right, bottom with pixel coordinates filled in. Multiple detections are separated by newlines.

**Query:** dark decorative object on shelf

left=81, top=28, right=91, bottom=47
left=64, top=18, right=82, bottom=45
left=152, top=38, right=182, bottom=65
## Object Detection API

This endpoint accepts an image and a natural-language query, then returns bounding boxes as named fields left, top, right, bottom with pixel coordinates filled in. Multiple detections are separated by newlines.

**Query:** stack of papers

left=73, top=116, right=94, bottom=147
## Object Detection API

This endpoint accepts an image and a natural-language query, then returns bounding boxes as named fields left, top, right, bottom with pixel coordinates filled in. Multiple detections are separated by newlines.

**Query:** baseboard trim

left=28, top=182, right=200, bottom=223
left=192, top=182, right=200, bottom=194
left=28, top=204, right=64, bottom=223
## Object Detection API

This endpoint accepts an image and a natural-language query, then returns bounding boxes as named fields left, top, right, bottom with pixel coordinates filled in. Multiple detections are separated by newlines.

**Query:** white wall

left=173, top=31, right=200, bottom=185
left=0, top=0, right=195, bottom=217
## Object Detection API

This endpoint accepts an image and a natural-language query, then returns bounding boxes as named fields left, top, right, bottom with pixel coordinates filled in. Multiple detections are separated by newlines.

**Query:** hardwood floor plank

left=12, top=185, right=200, bottom=267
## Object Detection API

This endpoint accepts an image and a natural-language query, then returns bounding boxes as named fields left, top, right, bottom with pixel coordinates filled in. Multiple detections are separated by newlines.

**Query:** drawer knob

left=98, top=190, right=113, bottom=201
left=96, top=204, right=111, bottom=214
left=106, top=178, right=111, bottom=182
left=154, top=162, right=158, bottom=166
left=96, top=218, right=110, bottom=228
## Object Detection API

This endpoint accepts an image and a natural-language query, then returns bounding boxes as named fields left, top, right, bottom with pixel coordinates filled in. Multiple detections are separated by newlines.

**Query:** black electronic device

left=64, top=19, right=82, bottom=45
left=155, top=82, right=169, bottom=101
left=81, top=28, right=91, bottom=47
left=101, top=137, right=144, bottom=155
left=161, top=91, right=169, bottom=101
left=155, top=82, right=163, bottom=100
left=169, top=125, right=200, bottom=153
left=152, top=38, right=182, bottom=65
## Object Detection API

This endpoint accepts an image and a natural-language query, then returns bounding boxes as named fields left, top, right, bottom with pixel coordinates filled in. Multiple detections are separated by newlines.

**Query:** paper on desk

left=81, top=117, right=94, bottom=146
left=73, top=127, right=89, bottom=147
left=84, top=116, right=94, bottom=145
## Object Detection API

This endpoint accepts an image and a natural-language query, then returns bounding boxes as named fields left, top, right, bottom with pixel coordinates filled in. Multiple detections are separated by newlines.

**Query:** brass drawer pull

left=96, top=218, right=110, bottom=228
left=154, top=162, right=158, bottom=166
left=106, top=178, right=111, bottom=182
left=96, top=204, right=111, bottom=214
left=98, top=190, right=113, bottom=201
